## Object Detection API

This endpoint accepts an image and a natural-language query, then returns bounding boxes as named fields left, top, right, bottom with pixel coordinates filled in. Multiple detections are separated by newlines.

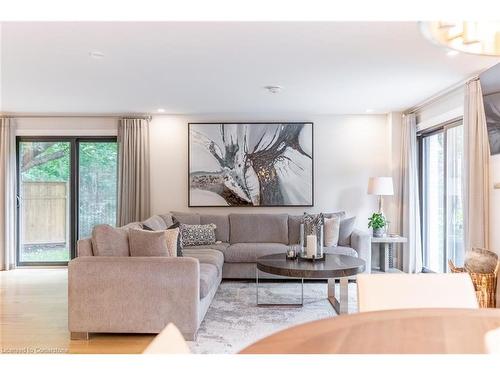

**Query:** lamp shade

left=367, top=177, right=394, bottom=196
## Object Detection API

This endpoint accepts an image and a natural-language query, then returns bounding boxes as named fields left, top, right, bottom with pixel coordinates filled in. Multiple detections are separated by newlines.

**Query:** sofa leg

left=70, top=332, right=89, bottom=340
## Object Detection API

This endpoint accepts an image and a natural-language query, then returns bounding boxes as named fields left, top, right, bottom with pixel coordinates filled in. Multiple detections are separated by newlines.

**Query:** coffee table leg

left=328, top=278, right=349, bottom=314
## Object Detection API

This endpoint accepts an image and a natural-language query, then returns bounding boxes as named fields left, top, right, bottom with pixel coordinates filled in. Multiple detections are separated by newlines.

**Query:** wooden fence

left=21, top=182, right=68, bottom=245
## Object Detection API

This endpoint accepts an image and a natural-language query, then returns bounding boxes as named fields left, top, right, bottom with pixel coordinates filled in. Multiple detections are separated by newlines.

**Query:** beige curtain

left=0, top=118, right=17, bottom=270
left=399, top=113, right=423, bottom=273
left=464, top=79, right=490, bottom=251
left=117, top=118, right=151, bottom=226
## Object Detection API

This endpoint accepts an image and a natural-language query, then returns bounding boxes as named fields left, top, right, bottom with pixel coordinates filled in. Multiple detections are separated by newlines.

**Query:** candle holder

left=286, top=247, right=299, bottom=260
left=299, top=221, right=324, bottom=261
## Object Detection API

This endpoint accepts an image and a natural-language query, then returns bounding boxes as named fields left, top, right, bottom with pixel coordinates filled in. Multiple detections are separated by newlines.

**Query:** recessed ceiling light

left=264, top=85, right=282, bottom=94
left=89, top=50, right=105, bottom=59
left=157, top=108, right=166, bottom=113
left=447, top=50, right=459, bottom=57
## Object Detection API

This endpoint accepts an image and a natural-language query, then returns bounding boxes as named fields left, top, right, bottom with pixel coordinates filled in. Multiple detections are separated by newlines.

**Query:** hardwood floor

left=0, top=269, right=155, bottom=354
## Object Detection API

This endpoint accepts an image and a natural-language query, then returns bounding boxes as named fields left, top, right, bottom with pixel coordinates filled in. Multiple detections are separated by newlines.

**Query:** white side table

left=371, top=236, right=408, bottom=272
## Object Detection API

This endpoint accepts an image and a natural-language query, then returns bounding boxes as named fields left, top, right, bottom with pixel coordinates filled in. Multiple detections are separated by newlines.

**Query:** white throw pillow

left=128, top=228, right=179, bottom=257
left=324, top=216, right=340, bottom=247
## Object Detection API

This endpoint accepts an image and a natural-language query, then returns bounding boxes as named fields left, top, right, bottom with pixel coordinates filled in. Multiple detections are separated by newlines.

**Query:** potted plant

left=368, top=212, right=386, bottom=237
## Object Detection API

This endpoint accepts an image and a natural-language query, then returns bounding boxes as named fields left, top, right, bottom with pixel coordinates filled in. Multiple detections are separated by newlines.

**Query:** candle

left=306, top=235, right=317, bottom=258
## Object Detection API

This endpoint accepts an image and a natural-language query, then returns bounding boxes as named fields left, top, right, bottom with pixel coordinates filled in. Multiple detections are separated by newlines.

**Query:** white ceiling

left=1, top=22, right=499, bottom=115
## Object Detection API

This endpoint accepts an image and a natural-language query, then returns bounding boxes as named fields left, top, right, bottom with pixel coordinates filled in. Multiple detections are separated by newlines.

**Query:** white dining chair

left=357, top=273, right=479, bottom=312
left=143, top=323, right=191, bottom=354
left=485, top=327, right=500, bottom=354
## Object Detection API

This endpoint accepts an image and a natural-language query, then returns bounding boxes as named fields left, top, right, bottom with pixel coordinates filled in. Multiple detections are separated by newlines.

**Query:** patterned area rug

left=188, top=280, right=358, bottom=354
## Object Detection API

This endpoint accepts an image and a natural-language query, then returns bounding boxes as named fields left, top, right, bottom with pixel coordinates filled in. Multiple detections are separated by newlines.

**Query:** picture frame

left=188, top=122, right=314, bottom=207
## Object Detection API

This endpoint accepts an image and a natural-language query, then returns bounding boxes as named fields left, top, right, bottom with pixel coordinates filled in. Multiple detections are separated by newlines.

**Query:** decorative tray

left=298, top=252, right=325, bottom=262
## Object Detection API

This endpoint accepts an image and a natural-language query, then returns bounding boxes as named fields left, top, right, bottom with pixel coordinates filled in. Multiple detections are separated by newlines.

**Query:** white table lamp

left=367, top=177, right=394, bottom=214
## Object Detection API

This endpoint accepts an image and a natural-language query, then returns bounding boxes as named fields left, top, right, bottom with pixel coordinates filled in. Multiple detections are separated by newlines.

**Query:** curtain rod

left=404, top=75, right=478, bottom=115
left=0, top=113, right=152, bottom=120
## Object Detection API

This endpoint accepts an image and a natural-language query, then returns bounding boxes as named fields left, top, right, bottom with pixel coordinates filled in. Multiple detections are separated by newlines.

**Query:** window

left=17, top=137, right=117, bottom=266
left=419, top=120, right=464, bottom=272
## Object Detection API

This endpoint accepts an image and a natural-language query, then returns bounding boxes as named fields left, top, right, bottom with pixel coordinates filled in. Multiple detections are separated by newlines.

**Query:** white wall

left=150, top=114, right=391, bottom=231
left=15, top=117, right=117, bottom=136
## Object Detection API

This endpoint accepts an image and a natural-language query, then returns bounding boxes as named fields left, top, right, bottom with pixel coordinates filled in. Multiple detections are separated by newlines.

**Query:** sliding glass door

left=18, top=141, right=72, bottom=263
left=420, top=120, right=464, bottom=272
left=17, top=137, right=117, bottom=266
left=78, top=141, right=118, bottom=239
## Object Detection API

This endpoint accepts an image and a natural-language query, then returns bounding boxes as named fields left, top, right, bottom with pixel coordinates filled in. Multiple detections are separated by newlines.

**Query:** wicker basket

left=448, top=259, right=499, bottom=308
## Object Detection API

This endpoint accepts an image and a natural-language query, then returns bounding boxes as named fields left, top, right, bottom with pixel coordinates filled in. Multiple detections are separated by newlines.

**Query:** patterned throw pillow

left=324, top=216, right=340, bottom=247
left=180, top=223, right=217, bottom=247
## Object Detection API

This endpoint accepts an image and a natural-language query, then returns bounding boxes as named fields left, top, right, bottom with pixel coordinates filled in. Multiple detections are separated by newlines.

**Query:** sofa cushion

left=180, top=223, right=217, bottom=247
left=91, top=224, right=130, bottom=257
left=199, top=263, right=219, bottom=299
left=77, top=238, right=93, bottom=257
left=121, top=221, right=142, bottom=230
left=324, top=246, right=358, bottom=257
left=183, top=242, right=230, bottom=253
left=183, top=248, right=225, bottom=276
left=159, top=213, right=174, bottom=227
left=128, top=228, right=179, bottom=257
left=229, top=214, right=288, bottom=244
left=288, top=211, right=346, bottom=245
left=171, top=211, right=201, bottom=225
left=288, top=215, right=302, bottom=245
left=324, top=216, right=340, bottom=247
left=142, top=215, right=168, bottom=231
left=200, top=214, right=229, bottom=242
left=222, top=243, right=289, bottom=263
left=167, top=220, right=183, bottom=257
left=338, top=216, right=356, bottom=246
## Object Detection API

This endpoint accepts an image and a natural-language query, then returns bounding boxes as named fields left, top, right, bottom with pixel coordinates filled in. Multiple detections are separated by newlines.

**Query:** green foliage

left=21, top=142, right=71, bottom=181
left=368, top=212, right=386, bottom=230
left=20, top=141, right=118, bottom=241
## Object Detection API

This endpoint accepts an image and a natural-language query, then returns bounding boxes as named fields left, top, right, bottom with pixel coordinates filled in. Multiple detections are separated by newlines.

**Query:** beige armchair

left=357, top=273, right=479, bottom=312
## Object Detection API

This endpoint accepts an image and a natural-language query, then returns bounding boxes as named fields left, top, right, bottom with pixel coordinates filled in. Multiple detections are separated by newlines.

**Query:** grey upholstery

left=200, top=214, right=230, bottom=242
left=183, top=248, right=225, bottom=276
left=222, top=243, right=289, bottom=263
left=351, top=229, right=371, bottom=274
left=229, top=214, right=288, bottom=244
left=199, top=264, right=219, bottom=299
left=159, top=213, right=174, bottom=227
left=142, top=215, right=168, bottom=231
left=324, top=246, right=358, bottom=257
left=77, top=238, right=93, bottom=257
left=183, top=242, right=229, bottom=253
left=339, top=216, right=356, bottom=246
left=288, top=215, right=302, bottom=245
left=171, top=211, right=201, bottom=225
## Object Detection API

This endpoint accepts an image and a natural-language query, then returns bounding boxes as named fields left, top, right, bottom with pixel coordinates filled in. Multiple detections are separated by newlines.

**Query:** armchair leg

left=70, top=332, right=89, bottom=340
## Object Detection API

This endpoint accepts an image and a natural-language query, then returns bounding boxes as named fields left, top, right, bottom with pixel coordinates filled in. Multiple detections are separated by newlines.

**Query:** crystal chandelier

left=421, top=21, right=500, bottom=56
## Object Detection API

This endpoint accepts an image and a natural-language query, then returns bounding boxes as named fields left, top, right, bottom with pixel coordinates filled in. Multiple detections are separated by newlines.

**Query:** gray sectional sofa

left=69, top=212, right=370, bottom=340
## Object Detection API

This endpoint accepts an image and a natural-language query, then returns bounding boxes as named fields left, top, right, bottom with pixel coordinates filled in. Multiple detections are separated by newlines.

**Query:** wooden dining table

left=240, top=308, right=500, bottom=354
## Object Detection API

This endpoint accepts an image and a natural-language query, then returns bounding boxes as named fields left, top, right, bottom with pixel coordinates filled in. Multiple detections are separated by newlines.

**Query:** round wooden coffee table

left=240, top=308, right=500, bottom=354
left=256, top=253, right=365, bottom=314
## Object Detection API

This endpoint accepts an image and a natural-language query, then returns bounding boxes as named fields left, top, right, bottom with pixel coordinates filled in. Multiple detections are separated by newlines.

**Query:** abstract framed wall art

left=188, top=122, right=313, bottom=207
